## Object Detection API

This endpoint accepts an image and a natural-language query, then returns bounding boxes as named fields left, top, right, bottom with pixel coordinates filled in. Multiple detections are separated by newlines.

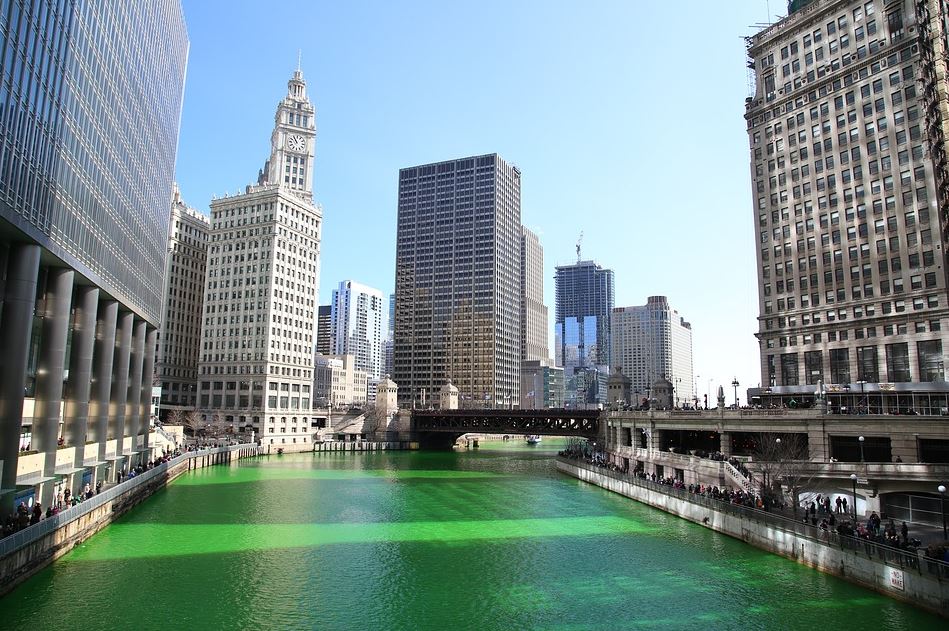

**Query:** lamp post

left=858, top=435, right=865, bottom=463
left=850, top=473, right=858, bottom=521
left=939, top=484, right=947, bottom=541
left=706, top=378, right=712, bottom=409
left=731, top=377, right=740, bottom=408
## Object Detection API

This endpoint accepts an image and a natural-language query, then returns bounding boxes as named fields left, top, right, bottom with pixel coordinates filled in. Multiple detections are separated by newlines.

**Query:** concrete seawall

left=556, top=459, right=949, bottom=618
left=0, top=444, right=259, bottom=596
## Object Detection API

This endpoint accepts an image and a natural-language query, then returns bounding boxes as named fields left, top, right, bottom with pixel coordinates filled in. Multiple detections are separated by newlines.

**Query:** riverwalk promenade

left=557, top=455, right=949, bottom=618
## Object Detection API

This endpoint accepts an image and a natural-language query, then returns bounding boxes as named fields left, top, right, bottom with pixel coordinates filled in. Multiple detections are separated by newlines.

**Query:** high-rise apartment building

left=611, top=296, right=695, bottom=406
left=393, top=154, right=521, bottom=408
left=316, top=304, right=332, bottom=356
left=198, top=68, right=322, bottom=448
left=156, top=185, right=209, bottom=416
left=0, top=0, right=188, bottom=507
left=331, top=280, right=385, bottom=381
left=521, top=227, right=549, bottom=362
left=520, top=359, right=565, bottom=409
left=747, top=0, right=949, bottom=394
left=554, top=259, right=614, bottom=405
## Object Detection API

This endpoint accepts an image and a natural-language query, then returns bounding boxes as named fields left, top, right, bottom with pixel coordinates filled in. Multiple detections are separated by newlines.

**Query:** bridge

left=411, top=409, right=602, bottom=448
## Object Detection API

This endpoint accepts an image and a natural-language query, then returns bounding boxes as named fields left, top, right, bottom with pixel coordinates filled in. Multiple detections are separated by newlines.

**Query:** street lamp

left=858, top=435, right=865, bottom=463
left=939, top=484, right=947, bottom=541
left=850, top=473, right=858, bottom=521
left=731, top=377, right=740, bottom=408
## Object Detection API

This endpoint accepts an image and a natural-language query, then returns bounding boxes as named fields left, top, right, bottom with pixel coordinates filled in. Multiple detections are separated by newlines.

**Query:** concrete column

left=139, top=327, right=158, bottom=459
left=90, top=300, right=117, bottom=465
left=719, top=431, right=732, bottom=457
left=109, top=311, right=133, bottom=469
left=33, top=268, right=75, bottom=507
left=126, top=319, right=146, bottom=462
left=0, top=244, right=40, bottom=504
left=63, top=286, right=99, bottom=483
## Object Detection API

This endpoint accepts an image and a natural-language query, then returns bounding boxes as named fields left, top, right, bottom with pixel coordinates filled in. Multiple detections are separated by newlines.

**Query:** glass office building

left=0, top=0, right=188, bottom=507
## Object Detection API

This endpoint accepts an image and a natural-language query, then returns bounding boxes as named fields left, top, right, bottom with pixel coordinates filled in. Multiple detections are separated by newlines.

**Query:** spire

left=288, top=56, right=307, bottom=100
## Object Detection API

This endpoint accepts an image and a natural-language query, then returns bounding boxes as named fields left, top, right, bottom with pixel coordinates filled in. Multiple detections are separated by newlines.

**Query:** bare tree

left=751, top=432, right=816, bottom=515
left=363, top=403, right=390, bottom=438
left=208, top=411, right=228, bottom=440
left=181, top=410, right=205, bottom=444
left=166, top=409, right=186, bottom=427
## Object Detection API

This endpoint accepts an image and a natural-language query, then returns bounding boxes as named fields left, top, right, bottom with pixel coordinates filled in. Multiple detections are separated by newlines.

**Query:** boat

left=526, top=435, right=541, bottom=445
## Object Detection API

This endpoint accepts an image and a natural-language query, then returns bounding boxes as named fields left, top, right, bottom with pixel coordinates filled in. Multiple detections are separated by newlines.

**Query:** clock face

left=287, top=134, right=306, bottom=153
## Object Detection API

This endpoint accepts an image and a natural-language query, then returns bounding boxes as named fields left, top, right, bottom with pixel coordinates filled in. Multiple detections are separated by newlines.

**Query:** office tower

left=198, top=68, right=322, bottom=448
left=156, top=186, right=209, bottom=417
left=611, top=296, right=695, bottom=405
left=330, top=280, right=385, bottom=380
left=747, top=0, right=949, bottom=394
left=314, top=355, right=369, bottom=408
left=316, top=304, right=332, bottom=356
left=521, top=227, right=549, bottom=362
left=393, top=153, right=521, bottom=408
left=384, top=293, right=395, bottom=377
left=0, top=0, right=188, bottom=507
left=554, top=259, right=614, bottom=405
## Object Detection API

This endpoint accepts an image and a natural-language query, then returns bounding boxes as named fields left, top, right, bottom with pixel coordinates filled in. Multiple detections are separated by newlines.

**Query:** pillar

left=719, top=431, right=732, bottom=457
left=139, top=326, right=158, bottom=459
left=63, top=285, right=99, bottom=489
left=33, top=268, right=75, bottom=507
left=90, top=300, right=117, bottom=467
left=109, top=311, right=133, bottom=469
left=0, top=244, right=40, bottom=504
left=126, top=319, right=146, bottom=462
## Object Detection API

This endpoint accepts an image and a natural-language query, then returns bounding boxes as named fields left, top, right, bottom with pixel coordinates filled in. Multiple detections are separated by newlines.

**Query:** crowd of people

left=1, top=448, right=182, bottom=540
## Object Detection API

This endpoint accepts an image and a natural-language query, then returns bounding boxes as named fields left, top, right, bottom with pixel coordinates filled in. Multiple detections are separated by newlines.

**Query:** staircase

left=724, top=461, right=755, bottom=494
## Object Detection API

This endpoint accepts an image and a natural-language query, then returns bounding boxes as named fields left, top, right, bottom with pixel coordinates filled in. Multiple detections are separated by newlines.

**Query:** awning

left=82, top=460, right=106, bottom=467
left=15, top=473, right=55, bottom=486
left=53, top=465, right=83, bottom=475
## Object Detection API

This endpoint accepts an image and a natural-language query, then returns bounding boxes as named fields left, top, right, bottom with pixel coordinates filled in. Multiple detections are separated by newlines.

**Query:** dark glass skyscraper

left=0, top=0, right=188, bottom=508
left=555, top=260, right=614, bottom=405
left=394, top=154, right=521, bottom=408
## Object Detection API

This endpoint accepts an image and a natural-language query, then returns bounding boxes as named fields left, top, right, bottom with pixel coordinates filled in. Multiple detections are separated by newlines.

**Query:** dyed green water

left=0, top=441, right=942, bottom=630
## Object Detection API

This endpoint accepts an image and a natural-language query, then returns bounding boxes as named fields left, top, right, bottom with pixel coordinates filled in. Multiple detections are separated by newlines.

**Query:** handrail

left=723, top=461, right=755, bottom=494
left=559, top=457, right=949, bottom=580
left=0, top=444, right=255, bottom=558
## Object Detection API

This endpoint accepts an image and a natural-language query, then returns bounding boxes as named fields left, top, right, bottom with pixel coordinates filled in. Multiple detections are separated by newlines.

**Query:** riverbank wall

left=257, top=440, right=419, bottom=455
left=0, top=444, right=260, bottom=597
left=556, top=458, right=949, bottom=618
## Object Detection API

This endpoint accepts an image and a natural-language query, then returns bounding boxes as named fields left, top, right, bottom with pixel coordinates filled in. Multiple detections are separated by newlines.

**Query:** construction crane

left=576, top=231, right=583, bottom=262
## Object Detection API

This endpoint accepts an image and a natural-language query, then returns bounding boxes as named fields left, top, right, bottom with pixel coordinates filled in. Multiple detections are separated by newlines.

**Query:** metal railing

left=723, top=461, right=755, bottom=494
left=559, top=457, right=949, bottom=581
left=0, top=444, right=255, bottom=559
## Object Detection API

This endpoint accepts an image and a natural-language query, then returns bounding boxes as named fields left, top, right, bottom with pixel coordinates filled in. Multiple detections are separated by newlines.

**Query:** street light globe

left=850, top=473, right=858, bottom=481
left=939, top=485, right=947, bottom=494
left=858, top=435, right=865, bottom=442
left=775, top=438, right=781, bottom=445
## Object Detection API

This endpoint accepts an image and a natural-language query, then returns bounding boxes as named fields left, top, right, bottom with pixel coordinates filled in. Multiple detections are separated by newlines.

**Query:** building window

left=856, top=346, right=879, bottom=382
left=781, top=353, right=799, bottom=386
left=805, top=350, right=823, bottom=385
left=830, top=348, right=850, bottom=384
left=918, top=340, right=944, bottom=382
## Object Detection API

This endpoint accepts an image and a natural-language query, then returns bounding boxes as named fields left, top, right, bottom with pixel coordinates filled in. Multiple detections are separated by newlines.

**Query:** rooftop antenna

left=576, top=231, right=583, bottom=262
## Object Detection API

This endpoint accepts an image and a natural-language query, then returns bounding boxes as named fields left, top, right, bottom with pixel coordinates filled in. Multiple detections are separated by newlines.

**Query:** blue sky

left=175, top=0, right=786, bottom=403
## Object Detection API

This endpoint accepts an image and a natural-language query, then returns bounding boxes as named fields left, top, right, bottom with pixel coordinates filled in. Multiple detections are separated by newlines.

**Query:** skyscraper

left=156, top=186, right=209, bottom=417
left=198, top=68, right=322, bottom=448
left=521, top=226, right=549, bottom=362
left=554, top=259, right=614, bottom=405
left=611, top=296, right=694, bottom=406
left=0, top=0, right=188, bottom=507
left=393, top=154, right=521, bottom=408
left=384, top=293, right=395, bottom=377
left=330, top=280, right=385, bottom=380
left=316, top=304, right=333, bottom=357
left=747, top=0, right=949, bottom=397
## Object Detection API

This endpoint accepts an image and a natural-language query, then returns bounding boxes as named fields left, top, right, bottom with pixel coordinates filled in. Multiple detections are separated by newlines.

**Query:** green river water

left=0, top=440, right=942, bottom=630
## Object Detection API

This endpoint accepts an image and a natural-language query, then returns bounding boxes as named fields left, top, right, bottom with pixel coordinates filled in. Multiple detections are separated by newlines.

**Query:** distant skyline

left=175, top=0, right=786, bottom=403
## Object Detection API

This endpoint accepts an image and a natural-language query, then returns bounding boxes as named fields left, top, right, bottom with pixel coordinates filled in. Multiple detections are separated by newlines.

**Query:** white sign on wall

left=888, top=567, right=904, bottom=591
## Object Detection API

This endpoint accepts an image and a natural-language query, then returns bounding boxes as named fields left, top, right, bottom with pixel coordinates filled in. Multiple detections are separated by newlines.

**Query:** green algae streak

left=0, top=441, right=942, bottom=630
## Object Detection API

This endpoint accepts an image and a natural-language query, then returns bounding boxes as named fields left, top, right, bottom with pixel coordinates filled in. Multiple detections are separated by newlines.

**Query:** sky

left=175, top=0, right=789, bottom=404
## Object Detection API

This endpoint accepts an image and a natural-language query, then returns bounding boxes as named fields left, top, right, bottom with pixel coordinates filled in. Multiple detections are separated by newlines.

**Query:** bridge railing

left=559, top=457, right=949, bottom=581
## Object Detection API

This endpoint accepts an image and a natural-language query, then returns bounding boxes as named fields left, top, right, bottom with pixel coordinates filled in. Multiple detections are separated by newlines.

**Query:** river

left=0, top=440, right=942, bottom=629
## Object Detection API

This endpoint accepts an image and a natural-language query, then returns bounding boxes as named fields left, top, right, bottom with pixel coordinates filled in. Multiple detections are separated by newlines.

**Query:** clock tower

left=260, top=67, right=316, bottom=201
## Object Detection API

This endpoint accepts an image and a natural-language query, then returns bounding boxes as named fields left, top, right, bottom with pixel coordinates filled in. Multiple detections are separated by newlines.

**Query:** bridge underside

left=411, top=410, right=601, bottom=448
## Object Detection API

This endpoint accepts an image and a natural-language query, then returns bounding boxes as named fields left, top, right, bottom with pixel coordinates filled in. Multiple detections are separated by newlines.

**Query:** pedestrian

left=835, top=496, right=842, bottom=513
left=30, top=503, right=42, bottom=525
left=901, top=521, right=908, bottom=544
left=842, top=496, right=848, bottom=512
